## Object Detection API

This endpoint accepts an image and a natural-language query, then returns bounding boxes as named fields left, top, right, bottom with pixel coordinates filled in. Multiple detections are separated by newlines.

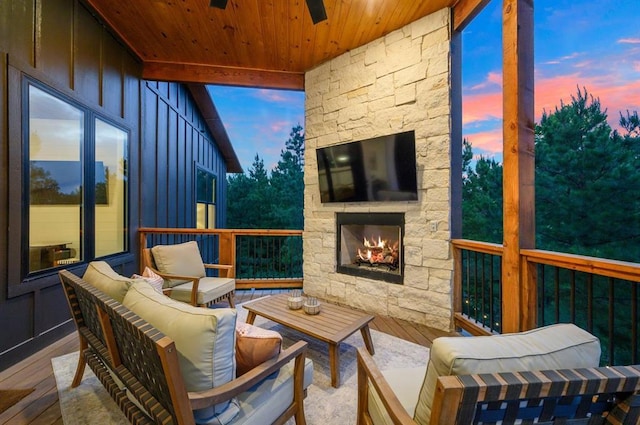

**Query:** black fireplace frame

left=336, top=212, right=405, bottom=284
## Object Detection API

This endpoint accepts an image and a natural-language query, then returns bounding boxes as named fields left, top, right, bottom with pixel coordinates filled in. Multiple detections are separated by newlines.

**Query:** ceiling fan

left=210, top=0, right=327, bottom=24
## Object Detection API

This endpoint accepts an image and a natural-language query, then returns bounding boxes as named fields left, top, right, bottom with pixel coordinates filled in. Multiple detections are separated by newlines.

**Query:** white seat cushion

left=225, top=358, right=314, bottom=425
left=368, top=366, right=426, bottom=425
left=413, top=323, right=601, bottom=425
left=168, top=277, right=235, bottom=305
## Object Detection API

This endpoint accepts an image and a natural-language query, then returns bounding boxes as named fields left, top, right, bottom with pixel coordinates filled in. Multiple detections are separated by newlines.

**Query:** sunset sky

left=209, top=0, right=640, bottom=173
left=463, top=0, right=640, bottom=161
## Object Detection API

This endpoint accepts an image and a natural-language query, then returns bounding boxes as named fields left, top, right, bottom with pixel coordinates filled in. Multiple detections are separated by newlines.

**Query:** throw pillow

left=235, top=322, right=282, bottom=376
left=131, top=267, right=164, bottom=293
left=82, top=261, right=133, bottom=303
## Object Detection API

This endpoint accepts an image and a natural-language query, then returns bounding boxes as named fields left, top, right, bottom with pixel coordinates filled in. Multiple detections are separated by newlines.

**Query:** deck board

left=0, top=289, right=456, bottom=425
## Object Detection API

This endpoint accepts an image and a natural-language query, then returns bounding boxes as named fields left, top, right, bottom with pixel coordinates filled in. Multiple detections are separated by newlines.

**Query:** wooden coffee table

left=243, top=293, right=375, bottom=388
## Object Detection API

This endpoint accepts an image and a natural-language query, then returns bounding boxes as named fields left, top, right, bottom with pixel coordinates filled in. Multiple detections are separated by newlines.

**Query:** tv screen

left=316, top=130, right=418, bottom=203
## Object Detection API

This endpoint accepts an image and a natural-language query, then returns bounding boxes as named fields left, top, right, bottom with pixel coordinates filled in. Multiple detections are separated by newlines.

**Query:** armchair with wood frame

left=141, top=240, right=235, bottom=307
left=357, top=323, right=640, bottom=425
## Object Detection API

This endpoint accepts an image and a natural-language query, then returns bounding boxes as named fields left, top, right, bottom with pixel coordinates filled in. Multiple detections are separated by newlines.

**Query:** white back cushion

left=151, top=241, right=206, bottom=286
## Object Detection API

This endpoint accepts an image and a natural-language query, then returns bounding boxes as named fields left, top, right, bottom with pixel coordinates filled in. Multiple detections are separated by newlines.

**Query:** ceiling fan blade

left=305, top=0, right=327, bottom=24
left=210, top=0, right=228, bottom=9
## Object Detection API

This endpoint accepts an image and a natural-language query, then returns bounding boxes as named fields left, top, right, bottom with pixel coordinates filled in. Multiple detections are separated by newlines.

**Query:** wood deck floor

left=0, top=289, right=456, bottom=425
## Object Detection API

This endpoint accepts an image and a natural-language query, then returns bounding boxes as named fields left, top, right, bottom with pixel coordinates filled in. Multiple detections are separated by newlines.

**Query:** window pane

left=196, top=203, right=206, bottom=229
left=207, top=204, right=216, bottom=229
left=28, top=85, right=83, bottom=272
left=95, top=119, right=128, bottom=257
left=197, top=168, right=209, bottom=202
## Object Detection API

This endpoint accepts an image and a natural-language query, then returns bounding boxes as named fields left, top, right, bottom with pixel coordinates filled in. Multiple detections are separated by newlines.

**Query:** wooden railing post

left=501, top=0, right=536, bottom=332
left=218, top=231, right=235, bottom=278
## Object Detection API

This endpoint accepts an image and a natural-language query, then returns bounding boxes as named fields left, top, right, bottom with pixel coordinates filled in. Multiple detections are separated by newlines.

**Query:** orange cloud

left=463, top=128, right=503, bottom=154
left=463, top=91, right=502, bottom=125
left=535, top=73, right=640, bottom=128
left=470, top=71, right=502, bottom=90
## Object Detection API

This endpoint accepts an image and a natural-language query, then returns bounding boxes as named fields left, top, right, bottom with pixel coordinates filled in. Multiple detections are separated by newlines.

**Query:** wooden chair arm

left=144, top=266, right=202, bottom=305
left=204, top=263, right=234, bottom=278
left=188, top=340, right=308, bottom=409
left=147, top=267, right=201, bottom=285
left=356, top=347, right=417, bottom=425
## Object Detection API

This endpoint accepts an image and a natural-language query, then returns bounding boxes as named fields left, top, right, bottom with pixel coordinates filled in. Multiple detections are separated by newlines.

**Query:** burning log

left=355, top=236, right=399, bottom=270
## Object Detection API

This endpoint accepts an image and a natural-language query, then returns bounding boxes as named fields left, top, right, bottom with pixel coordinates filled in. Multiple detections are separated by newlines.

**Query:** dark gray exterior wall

left=0, top=0, right=229, bottom=371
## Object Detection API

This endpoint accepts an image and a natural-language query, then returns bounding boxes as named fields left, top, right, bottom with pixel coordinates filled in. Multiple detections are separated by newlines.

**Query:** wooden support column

left=501, top=0, right=536, bottom=333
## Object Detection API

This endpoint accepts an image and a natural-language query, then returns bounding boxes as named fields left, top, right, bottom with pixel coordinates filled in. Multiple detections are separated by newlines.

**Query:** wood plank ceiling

left=84, top=0, right=463, bottom=90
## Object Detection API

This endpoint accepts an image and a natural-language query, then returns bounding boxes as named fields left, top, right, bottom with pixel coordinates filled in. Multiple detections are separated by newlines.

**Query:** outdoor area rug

left=52, top=302, right=429, bottom=424
left=0, top=388, right=36, bottom=414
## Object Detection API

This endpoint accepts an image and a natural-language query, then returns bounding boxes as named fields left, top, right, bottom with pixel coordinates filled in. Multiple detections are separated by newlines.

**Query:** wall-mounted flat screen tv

left=316, top=130, right=418, bottom=203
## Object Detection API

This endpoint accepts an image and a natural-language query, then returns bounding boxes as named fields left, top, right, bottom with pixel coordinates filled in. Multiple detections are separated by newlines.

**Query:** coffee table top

left=242, top=293, right=375, bottom=344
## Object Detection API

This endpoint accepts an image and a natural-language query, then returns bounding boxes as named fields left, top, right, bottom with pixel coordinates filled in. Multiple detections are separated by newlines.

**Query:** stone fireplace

left=336, top=213, right=404, bottom=284
left=302, top=8, right=454, bottom=332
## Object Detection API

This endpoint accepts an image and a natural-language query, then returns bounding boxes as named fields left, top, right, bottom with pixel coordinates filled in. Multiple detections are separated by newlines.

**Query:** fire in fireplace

left=356, top=235, right=399, bottom=270
left=336, top=212, right=404, bottom=284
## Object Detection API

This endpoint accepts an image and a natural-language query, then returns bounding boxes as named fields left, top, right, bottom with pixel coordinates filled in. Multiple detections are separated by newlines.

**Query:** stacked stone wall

left=303, top=8, right=453, bottom=331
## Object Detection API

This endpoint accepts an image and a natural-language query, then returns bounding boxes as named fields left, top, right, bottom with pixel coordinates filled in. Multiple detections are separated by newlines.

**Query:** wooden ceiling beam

left=142, top=61, right=305, bottom=90
left=453, top=0, right=491, bottom=31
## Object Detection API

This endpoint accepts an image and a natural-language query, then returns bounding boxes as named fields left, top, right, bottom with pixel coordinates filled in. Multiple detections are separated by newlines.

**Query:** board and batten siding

left=0, top=0, right=230, bottom=371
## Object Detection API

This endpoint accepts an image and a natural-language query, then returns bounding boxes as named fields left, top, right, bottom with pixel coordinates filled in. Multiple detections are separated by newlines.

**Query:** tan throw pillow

left=82, top=261, right=133, bottom=303
left=235, top=322, right=282, bottom=376
left=132, top=267, right=164, bottom=293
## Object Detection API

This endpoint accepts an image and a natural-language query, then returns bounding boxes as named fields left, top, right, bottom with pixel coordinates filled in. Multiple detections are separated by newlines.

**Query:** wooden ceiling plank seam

left=341, top=0, right=368, bottom=53
left=274, top=1, right=292, bottom=71
left=309, top=0, right=362, bottom=69
left=288, top=0, right=305, bottom=72
left=83, top=0, right=146, bottom=61
left=232, top=0, right=265, bottom=70
left=356, top=0, right=404, bottom=51
left=322, top=0, right=349, bottom=63
left=258, top=0, right=278, bottom=70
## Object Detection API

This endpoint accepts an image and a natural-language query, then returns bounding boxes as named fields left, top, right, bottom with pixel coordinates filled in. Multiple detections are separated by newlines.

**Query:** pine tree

left=535, top=87, right=640, bottom=261
left=461, top=139, right=503, bottom=244
left=270, top=124, right=305, bottom=230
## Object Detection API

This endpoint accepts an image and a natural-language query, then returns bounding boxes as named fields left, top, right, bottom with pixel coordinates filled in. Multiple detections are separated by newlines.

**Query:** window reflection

left=28, top=85, right=83, bottom=272
left=95, top=119, right=128, bottom=257
left=26, top=82, right=129, bottom=274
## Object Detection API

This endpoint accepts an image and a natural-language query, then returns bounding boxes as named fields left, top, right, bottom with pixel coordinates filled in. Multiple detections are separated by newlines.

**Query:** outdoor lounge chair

left=142, top=240, right=235, bottom=307
left=357, top=323, right=640, bottom=424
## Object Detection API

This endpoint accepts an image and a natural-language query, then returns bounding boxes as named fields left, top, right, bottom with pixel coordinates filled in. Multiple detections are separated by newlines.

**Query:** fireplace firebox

left=336, top=213, right=404, bottom=284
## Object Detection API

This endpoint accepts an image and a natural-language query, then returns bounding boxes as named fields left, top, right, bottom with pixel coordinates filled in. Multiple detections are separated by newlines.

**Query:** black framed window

left=196, top=167, right=216, bottom=229
left=24, top=80, right=129, bottom=276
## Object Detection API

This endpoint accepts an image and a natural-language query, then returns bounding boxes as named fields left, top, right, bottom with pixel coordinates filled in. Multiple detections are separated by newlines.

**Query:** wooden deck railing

left=452, top=239, right=640, bottom=366
left=139, top=228, right=303, bottom=290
